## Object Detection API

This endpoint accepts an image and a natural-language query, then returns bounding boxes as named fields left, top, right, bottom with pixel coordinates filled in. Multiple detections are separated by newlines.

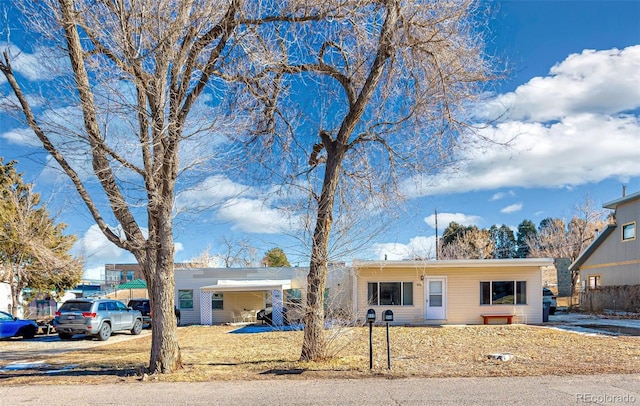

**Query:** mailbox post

left=383, top=310, right=394, bottom=369
left=366, top=309, right=376, bottom=369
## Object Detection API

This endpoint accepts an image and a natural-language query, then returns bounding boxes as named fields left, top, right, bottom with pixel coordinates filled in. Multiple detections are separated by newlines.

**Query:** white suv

left=54, top=299, right=143, bottom=341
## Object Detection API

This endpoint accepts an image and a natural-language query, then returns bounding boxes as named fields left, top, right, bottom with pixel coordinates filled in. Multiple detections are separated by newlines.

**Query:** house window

left=480, top=281, right=527, bottom=305
left=178, top=289, right=193, bottom=309
left=126, top=271, right=134, bottom=281
left=622, top=222, right=636, bottom=241
left=588, top=275, right=602, bottom=290
left=367, top=282, right=413, bottom=306
left=285, top=289, right=302, bottom=305
left=211, top=293, right=224, bottom=310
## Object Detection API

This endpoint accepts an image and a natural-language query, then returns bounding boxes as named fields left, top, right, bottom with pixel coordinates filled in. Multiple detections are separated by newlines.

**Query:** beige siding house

left=174, top=265, right=352, bottom=326
left=570, top=190, right=640, bottom=312
left=353, top=259, right=555, bottom=325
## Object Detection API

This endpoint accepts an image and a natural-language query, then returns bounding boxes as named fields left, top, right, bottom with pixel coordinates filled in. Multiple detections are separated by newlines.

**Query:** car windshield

left=59, top=302, right=93, bottom=312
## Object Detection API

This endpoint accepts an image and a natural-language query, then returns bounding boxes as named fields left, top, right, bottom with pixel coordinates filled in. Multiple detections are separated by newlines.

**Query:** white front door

left=424, top=277, right=446, bottom=320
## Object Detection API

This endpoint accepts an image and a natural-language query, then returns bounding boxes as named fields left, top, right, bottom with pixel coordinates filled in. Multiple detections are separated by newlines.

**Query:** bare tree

left=241, top=1, right=495, bottom=360
left=0, top=1, right=335, bottom=373
left=527, top=194, right=607, bottom=296
left=440, top=227, right=494, bottom=259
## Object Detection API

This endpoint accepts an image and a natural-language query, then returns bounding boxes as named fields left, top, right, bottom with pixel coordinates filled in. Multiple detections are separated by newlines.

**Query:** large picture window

left=480, top=281, right=527, bottom=305
left=178, top=289, right=193, bottom=309
left=367, top=282, right=413, bottom=306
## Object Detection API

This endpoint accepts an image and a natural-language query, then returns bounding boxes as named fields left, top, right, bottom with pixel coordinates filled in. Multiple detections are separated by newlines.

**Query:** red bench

left=481, top=314, right=514, bottom=325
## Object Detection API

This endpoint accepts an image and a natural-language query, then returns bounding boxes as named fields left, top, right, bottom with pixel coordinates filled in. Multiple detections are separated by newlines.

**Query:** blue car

left=0, top=310, right=38, bottom=339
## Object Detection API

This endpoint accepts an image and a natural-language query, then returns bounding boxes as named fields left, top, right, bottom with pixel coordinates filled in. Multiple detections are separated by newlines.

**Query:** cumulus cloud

left=478, top=46, right=640, bottom=122
left=73, top=224, right=184, bottom=278
left=501, top=202, right=523, bottom=214
left=370, top=235, right=437, bottom=260
left=216, top=198, right=300, bottom=234
left=402, top=45, right=640, bottom=198
left=423, top=212, right=482, bottom=228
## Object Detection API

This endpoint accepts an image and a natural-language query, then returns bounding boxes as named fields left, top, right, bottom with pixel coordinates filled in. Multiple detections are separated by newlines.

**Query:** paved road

left=2, top=374, right=639, bottom=405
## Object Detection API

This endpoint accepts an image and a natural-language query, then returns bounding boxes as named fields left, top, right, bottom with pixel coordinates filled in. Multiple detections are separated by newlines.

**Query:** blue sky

left=1, top=1, right=639, bottom=280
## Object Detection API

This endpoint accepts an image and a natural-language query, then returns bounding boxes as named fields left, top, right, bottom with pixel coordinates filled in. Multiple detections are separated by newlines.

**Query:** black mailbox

left=366, top=308, right=376, bottom=323
left=383, top=309, right=394, bottom=322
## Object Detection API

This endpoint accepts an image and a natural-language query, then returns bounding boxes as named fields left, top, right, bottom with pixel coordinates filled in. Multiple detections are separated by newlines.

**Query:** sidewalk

left=546, top=311, right=640, bottom=336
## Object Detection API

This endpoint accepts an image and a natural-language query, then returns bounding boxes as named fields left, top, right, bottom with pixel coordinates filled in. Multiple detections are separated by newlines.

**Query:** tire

left=97, top=322, right=112, bottom=341
left=58, top=332, right=73, bottom=340
left=22, top=326, right=36, bottom=339
left=131, top=319, right=142, bottom=335
left=176, top=316, right=180, bottom=326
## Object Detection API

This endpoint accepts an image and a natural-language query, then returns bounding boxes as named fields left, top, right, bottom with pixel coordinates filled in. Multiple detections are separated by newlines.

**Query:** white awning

left=200, top=279, right=292, bottom=292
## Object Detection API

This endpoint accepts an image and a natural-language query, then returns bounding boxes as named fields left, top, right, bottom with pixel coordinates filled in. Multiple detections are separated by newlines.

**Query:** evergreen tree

left=262, top=248, right=291, bottom=267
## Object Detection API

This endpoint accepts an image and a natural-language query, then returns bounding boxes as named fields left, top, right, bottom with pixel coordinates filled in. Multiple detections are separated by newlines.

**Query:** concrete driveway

left=0, top=329, right=151, bottom=366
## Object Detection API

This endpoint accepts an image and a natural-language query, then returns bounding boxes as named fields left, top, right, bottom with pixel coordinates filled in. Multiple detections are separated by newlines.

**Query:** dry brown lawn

left=1, top=324, right=639, bottom=385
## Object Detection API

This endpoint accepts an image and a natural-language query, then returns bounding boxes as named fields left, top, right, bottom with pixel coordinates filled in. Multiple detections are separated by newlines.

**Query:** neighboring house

left=174, top=265, right=352, bottom=326
left=570, top=191, right=640, bottom=312
left=353, top=258, right=555, bottom=325
left=0, top=282, right=11, bottom=314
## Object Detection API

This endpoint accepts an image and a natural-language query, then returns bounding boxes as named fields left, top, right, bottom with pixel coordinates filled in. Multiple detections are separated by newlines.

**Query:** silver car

left=53, top=299, right=143, bottom=341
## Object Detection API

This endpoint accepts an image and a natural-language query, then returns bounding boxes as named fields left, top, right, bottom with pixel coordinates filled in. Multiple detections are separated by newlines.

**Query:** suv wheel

left=131, top=319, right=142, bottom=335
left=97, top=322, right=112, bottom=341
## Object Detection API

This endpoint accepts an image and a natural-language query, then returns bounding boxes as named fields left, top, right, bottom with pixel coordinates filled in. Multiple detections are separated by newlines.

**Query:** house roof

left=353, top=258, right=555, bottom=268
left=115, top=279, right=147, bottom=289
left=603, top=190, right=640, bottom=209
left=568, top=224, right=617, bottom=272
left=200, top=279, right=292, bottom=292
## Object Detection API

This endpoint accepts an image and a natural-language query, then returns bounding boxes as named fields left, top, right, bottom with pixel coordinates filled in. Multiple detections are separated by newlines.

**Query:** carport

left=199, top=279, right=292, bottom=326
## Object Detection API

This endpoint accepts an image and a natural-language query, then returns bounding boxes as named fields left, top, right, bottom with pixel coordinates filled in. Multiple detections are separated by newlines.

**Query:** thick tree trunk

left=301, top=151, right=343, bottom=361
left=138, top=208, right=182, bottom=374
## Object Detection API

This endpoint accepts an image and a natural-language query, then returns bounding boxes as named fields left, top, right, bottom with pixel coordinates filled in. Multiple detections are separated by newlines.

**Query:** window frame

left=211, top=293, right=224, bottom=310
left=622, top=222, right=636, bottom=241
left=178, top=289, right=194, bottom=310
left=367, top=281, right=414, bottom=306
left=480, top=280, right=527, bottom=305
left=588, top=274, right=602, bottom=290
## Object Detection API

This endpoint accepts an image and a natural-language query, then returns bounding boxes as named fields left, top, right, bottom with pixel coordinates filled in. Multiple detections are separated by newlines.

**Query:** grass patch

left=1, top=324, right=639, bottom=385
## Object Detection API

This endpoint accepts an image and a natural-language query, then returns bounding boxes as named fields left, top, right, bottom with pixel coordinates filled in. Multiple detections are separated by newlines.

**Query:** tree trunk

left=140, top=207, right=182, bottom=374
left=301, top=150, right=343, bottom=361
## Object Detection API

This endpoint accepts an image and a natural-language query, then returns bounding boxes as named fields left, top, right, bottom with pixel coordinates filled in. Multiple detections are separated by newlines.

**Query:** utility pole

left=435, top=208, right=439, bottom=260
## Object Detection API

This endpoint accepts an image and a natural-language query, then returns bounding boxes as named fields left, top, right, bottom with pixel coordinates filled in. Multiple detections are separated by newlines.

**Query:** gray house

left=569, top=190, right=640, bottom=312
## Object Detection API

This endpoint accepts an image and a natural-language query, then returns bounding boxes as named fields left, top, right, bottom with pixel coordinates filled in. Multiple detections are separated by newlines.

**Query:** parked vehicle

left=126, top=298, right=181, bottom=326
left=257, top=307, right=289, bottom=326
left=0, top=310, right=38, bottom=339
left=53, top=299, right=143, bottom=341
left=543, top=287, right=557, bottom=315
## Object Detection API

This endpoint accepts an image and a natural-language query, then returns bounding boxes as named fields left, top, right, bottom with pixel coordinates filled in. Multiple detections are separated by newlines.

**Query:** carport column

left=271, top=289, right=284, bottom=326
left=200, top=290, right=213, bottom=325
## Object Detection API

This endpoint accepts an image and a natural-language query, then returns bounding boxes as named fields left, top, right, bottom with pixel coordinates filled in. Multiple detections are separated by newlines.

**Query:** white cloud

left=175, top=175, right=254, bottom=213
left=216, top=198, right=300, bottom=234
left=0, top=127, right=41, bottom=147
left=402, top=45, right=640, bottom=198
left=74, top=224, right=184, bottom=277
left=501, top=202, right=523, bottom=214
left=423, top=212, right=482, bottom=228
left=478, top=46, right=640, bottom=122
left=0, top=43, right=67, bottom=84
left=370, top=235, right=437, bottom=260
left=490, top=191, right=515, bottom=201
